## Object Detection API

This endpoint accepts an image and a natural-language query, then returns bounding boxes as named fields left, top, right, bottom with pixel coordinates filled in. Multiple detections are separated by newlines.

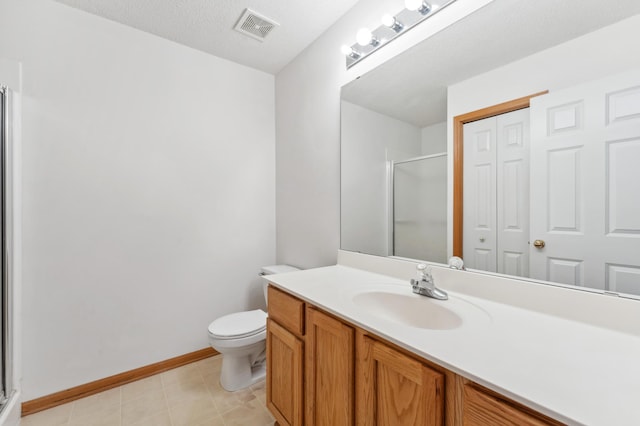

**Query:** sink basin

left=349, top=285, right=490, bottom=330
left=353, top=291, right=462, bottom=329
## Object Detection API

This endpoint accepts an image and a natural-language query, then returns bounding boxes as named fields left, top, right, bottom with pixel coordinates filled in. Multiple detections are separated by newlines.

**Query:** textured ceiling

left=53, top=0, right=362, bottom=74
left=342, top=0, right=640, bottom=127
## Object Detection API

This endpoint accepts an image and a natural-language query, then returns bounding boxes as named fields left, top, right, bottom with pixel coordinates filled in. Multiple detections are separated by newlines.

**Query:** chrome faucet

left=410, top=264, right=448, bottom=300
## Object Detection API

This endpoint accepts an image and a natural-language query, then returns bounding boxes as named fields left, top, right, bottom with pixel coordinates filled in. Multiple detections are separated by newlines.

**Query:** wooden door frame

left=452, top=91, right=548, bottom=257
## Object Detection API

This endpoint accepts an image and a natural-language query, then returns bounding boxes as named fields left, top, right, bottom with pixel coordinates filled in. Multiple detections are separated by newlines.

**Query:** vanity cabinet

left=306, top=307, right=355, bottom=425
left=266, top=285, right=563, bottom=426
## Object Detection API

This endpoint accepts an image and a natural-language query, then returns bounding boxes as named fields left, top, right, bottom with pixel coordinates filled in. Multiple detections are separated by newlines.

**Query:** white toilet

left=207, top=264, right=299, bottom=392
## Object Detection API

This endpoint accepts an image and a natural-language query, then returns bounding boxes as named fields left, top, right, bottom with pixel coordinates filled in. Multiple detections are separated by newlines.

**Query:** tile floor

left=22, top=355, right=275, bottom=426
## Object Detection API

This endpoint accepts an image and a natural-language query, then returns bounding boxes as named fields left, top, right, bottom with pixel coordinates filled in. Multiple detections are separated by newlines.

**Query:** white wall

left=0, top=0, right=276, bottom=401
left=421, top=122, right=447, bottom=155
left=341, top=101, right=421, bottom=257
left=275, top=0, right=495, bottom=268
left=446, top=14, right=640, bottom=256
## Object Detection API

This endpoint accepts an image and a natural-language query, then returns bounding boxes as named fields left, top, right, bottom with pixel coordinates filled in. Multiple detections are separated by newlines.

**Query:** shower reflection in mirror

left=340, top=100, right=447, bottom=263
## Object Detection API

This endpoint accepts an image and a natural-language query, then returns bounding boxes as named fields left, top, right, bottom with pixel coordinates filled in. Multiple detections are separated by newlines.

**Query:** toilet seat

left=208, top=309, right=266, bottom=339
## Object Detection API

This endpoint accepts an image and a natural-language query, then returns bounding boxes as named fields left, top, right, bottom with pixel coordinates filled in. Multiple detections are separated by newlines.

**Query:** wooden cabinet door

left=463, top=384, right=562, bottom=426
left=267, top=319, right=304, bottom=426
left=357, top=334, right=444, bottom=426
left=306, top=307, right=355, bottom=426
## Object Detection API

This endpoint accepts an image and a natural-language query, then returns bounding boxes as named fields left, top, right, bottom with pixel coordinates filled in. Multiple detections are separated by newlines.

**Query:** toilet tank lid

left=261, top=264, right=300, bottom=275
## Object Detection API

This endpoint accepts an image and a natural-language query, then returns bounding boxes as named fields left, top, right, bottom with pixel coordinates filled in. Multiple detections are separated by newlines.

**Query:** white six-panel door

left=530, top=70, right=640, bottom=295
left=463, top=109, right=530, bottom=275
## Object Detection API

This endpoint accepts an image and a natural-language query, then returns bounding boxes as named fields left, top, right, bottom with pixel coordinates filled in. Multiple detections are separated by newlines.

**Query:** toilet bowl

left=207, top=265, right=299, bottom=392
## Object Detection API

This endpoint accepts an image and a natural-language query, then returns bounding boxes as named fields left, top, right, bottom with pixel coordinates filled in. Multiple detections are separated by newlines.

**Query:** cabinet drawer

left=463, top=384, right=563, bottom=426
left=268, top=285, right=305, bottom=336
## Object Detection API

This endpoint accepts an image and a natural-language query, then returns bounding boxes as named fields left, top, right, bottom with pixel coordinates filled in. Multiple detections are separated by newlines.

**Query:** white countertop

left=266, top=256, right=640, bottom=426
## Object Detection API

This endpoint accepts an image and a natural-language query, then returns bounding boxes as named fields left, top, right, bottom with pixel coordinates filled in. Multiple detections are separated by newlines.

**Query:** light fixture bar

left=343, top=0, right=456, bottom=69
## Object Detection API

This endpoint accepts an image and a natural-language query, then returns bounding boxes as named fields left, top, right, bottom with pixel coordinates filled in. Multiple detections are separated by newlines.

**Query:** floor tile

left=121, top=390, right=167, bottom=425
left=160, top=363, right=202, bottom=387
left=220, top=398, right=274, bottom=426
left=165, top=379, right=211, bottom=407
left=21, top=403, right=73, bottom=426
left=20, top=355, right=274, bottom=426
left=121, top=376, right=163, bottom=403
left=210, top=387, right=256, bottom=414
left=68, top=402, right=121, bottom=426
left=168, top=396, right=219, bottom=426
left=193, top=415, right=225, bottom=426
left=128, top=411, right=172, bottom=426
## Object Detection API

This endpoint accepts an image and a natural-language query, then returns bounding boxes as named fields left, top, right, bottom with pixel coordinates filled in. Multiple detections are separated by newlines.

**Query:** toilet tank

left=260, top=264, right=300, bottom=303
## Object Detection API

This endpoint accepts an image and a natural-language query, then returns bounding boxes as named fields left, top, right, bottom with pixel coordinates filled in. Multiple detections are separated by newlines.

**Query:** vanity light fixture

left=341, top=0, right=456, bottom=69
left=381, top=14, right=404, bottom=33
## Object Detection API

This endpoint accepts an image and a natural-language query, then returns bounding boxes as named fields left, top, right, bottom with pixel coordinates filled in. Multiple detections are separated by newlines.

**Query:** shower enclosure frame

left=0, top=85, right=12, bottom=408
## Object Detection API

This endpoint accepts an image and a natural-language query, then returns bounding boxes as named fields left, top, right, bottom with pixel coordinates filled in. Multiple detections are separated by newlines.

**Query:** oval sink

left=353, top=291, right=462, bottom=330
left=348, top=285, right=490, bottom=330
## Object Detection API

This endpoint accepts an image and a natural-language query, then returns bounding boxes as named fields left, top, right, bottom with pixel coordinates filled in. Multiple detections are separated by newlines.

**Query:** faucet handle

left=416, top=263, right=433, bottom=281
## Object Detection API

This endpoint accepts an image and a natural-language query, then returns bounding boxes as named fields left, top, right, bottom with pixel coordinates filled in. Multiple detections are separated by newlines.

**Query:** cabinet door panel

left=463, top=384, right=561, bottom=426
left=267, top=319, right=303, bottom=426
left=357, top=334, right=444, bottom=426
left=306, top=308, right=355, bottom=426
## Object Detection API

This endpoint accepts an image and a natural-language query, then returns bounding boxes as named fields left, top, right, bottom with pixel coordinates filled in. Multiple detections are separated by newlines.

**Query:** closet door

left=463, top=117, right=498, bottom=272
left=496, top=109, right=530, bottom=277
left=463, top=109, right=530, bottom=274
left=530, top=70, right=640, bottom=294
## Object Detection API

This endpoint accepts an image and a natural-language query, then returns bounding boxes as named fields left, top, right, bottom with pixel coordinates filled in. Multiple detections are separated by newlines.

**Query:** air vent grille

left=234, top=9, right=279, bottom=42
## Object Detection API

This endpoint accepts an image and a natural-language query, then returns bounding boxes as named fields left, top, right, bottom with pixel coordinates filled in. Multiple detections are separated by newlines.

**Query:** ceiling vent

left=234, top=8, right=279, bottom=42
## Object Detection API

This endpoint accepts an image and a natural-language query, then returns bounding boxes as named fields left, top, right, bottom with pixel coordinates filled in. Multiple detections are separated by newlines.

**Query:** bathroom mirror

left=340, top=0, right=640, bottom=298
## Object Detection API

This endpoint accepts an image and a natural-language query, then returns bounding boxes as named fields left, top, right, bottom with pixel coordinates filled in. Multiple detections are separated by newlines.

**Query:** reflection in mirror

left=340, top=100, right=447, bottom=261
left=340, top=0, right=640, bottom=298
left=393, top=152, right=447, bottom=263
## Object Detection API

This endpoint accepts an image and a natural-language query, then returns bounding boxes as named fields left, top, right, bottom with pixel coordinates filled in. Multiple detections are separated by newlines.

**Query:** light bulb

left=341, top=45, right=353, bottom=56
left=404, top=0, right=423, bottom=11
left=405, top=0, right=431, bottom=14
left=381, top=14, right=404, bottom=32
left=381, top=14, right=395, bottom=27
left=356, top=28, right=373, bottom=46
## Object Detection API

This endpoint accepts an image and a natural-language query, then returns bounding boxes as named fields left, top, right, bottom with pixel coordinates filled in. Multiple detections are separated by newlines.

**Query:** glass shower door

left=0, top=85, right=8, bottom=405
left=392, top=153, right=447, bottom=263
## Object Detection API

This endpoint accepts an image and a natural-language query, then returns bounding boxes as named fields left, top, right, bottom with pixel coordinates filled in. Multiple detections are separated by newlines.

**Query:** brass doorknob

left=533, top=239, right=546, bottom=249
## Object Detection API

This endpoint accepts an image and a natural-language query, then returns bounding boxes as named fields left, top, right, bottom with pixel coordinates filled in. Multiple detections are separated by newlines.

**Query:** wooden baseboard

left=22, top=347, right=219, bottom=417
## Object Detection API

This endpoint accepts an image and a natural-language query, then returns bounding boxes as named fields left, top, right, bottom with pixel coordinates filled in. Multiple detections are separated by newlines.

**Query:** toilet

left=207, top=264, right=300, bottom=392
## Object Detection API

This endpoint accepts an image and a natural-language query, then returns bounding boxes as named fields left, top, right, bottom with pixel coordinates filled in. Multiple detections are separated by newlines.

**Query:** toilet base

left=220, top=352, right=266, bottom=392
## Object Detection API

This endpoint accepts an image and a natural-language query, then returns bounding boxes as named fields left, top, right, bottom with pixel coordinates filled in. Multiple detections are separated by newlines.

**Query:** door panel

left=607, top=138, right=640, bottom=234
left=357, top=334, right=444, bottom=426
left=306, top=308, right=354, bottom=426
left=463, top=119, right=497, bottom=271
left=530, top=70, right=640, bottom=295
left=266, top=319, right=304, bottom=426
left=496, top=109, right=530, bottom=277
